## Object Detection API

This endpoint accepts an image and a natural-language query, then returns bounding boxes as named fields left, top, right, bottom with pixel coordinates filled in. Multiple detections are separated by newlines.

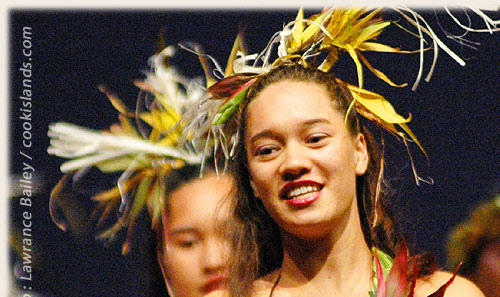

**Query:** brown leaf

left=207, top=73, right=257, bottom=99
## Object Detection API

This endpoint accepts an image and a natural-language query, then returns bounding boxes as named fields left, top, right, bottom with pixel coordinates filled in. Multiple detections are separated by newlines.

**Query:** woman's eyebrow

left=302, top=118, right=331, bottom=128
left=248, top=130, right=275, bottom=145
left=168, top=227, right=197, bottom=236
left=248, top=118, right=331, bottom=144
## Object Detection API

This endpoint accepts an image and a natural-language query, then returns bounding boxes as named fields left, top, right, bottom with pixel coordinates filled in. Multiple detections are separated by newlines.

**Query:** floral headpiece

left=48, top=46, right=206, bottom=254
left=181, top=7, right=500, bottom=185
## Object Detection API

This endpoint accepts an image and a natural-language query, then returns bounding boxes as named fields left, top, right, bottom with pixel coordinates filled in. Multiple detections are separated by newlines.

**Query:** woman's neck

left=278, top=202, right=373, bottom=296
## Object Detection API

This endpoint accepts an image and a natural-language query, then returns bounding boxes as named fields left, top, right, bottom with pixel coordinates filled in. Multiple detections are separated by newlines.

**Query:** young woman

left=157, top=164, right=235, bottom=297
left=208, top=65, right=485, bottom=297
left=47, top=45, right=235, bottom=297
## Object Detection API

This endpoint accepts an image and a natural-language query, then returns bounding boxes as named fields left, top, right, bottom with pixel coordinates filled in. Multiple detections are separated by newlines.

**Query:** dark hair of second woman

left=227, top=64, right=436, bottom=297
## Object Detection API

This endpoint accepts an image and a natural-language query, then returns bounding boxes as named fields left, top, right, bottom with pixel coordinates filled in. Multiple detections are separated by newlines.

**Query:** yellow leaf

left=96, top=156, right=136, bottom=172
left=356, top=105, right=401, bottom=135
left=95, top=197, right=120, bottom=227
left=162, top=106, right=182, bottom=128
left=346, top=45, right=364, bottom=89
left=349, top=21, right=391, bottom=48
left=195, top=47, right=216, bottom=88
left=151, top=108, right=165, bottom=132
left=149, top=128, right=160, bottom=142
left=291, top=7, right=304, bottom=48
left=349, top=7, right=382, bottom=34
left=399, top=122, right=427, bottom=157
left=118, top=114, right=139, bottom=137
left=329, top=7, right=364, bottom=43
left=346, top=84, right=410, bottom=124
left=128, top=175, right=152, bottom=222
left=92, top=187, right=122, bottom=202
left=148, top=180, right=163, bottom=229
left=138, top=112, right=154, bottom=127
left=325, top=7, right=349, bottom=39
left=301, top=9, right=333, bottom=48
left=288, top=7, right=305, bottom=52
left=98, top=85, right=133, bottom=116
left=318, top=51, right=339, bottom=73
left=133, top=80, right=155, bottom=93
left=225, top=32, right=246, bottom=77
left=358, top=53, right=407, bottom=87
left=357, top=42, right=404, bottom=53
left=92, top=172, right=145, bottom=202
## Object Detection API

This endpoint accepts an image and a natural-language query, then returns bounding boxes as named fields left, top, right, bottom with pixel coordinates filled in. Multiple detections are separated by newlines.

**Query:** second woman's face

left=244, top=80, right=368, bottom=239
left=163, top=173, right=233, bottom=297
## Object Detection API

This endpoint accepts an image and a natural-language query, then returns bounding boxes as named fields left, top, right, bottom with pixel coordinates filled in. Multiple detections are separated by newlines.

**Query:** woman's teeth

left=286, top=185, right=320, bottom=199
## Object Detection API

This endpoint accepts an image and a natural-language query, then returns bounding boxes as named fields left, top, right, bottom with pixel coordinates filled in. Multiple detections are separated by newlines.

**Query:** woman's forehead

left=166, top=174, right=233, bottom=224
left=245, top=81, right=344, bottom=132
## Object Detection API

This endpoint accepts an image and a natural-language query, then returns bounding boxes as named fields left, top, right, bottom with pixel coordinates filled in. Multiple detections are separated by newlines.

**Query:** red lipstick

left=286, top=190, right=321, bottom=206
left=202, top=276, right=226, bottom=295
left=279, top=180, right=323, bottom=207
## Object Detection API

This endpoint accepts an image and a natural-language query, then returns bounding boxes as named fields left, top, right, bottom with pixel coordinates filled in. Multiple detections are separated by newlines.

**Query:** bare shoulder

left=205, top=271, right=281, bottom=297
left=414, top=270, right=484, bottom=297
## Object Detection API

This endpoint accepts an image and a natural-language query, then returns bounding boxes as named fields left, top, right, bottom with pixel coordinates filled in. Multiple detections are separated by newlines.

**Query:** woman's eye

left=172, top=235, right=199, bottom=248
left=178, top=239, right=197, bottom=248
left=306, top=134, right=327, bottom=144
left=256, top=146, right=277, bottom=156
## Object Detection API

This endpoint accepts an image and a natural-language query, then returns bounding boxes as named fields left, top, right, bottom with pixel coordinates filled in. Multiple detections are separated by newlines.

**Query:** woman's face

left=162, top=173, right=233, bottom=297
left=244, top=80, right=368, bottom=239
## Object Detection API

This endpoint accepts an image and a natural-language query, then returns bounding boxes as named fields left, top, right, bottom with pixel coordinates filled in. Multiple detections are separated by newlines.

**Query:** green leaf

left=128, top=175, right=152, bottom=222
left=373, top=247, right=394, bottom=280
left=212, top=78, right=255, bottom=125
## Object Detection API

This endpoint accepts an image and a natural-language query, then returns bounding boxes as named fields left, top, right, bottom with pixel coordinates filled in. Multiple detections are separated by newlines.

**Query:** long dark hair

left=227, top=64, right=434, bottom=297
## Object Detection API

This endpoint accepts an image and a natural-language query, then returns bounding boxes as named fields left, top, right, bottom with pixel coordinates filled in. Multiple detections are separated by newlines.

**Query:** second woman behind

left=157, top=164, right=235, bottom=297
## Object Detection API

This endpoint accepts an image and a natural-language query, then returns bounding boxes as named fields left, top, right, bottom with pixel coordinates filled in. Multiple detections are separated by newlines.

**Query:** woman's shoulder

left=414, top=270, right=484, bottom=297
left=205, top=271, right=281, bottom=297
left=205, top=270, right=485, bottom=297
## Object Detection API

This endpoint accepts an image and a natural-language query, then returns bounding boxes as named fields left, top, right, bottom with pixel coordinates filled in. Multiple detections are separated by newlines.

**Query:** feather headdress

left=48, top=46, right=206, bottom=254
left=180, top=7, right=500, bottom=184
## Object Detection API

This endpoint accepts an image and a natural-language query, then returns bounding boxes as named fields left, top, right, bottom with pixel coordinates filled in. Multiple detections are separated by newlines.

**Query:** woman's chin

left=282, top=219, right=334, bottom=239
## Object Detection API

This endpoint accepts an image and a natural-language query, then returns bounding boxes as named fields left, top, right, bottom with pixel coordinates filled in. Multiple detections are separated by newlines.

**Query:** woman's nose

left=278, top=142, right=312, bottom=180
left=201, top=239, right=228, bottom=274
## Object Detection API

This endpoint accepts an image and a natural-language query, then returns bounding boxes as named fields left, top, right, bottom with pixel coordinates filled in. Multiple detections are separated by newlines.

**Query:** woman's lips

left=279, top=180, right=323, bottom=206
left=285, top=190, right=321, bottom=206
left=202, top=276, right=226, bottom=295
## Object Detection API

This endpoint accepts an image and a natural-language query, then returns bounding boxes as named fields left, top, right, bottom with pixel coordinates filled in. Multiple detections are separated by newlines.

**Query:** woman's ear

left=354, top=133, right=369, bottom=176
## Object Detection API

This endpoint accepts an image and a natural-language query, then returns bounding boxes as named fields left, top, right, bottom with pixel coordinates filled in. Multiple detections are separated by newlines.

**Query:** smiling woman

left=30, top=7, right=500, bottom=297
left=178, top=7, right=500, bottom=297
left=213, top=63, right=484, bottom=297
left=244, top=76, right=368, bottom=240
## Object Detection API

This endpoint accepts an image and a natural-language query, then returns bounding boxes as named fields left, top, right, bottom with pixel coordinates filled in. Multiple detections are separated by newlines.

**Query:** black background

left=9, top=8, right=500, bottom=296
